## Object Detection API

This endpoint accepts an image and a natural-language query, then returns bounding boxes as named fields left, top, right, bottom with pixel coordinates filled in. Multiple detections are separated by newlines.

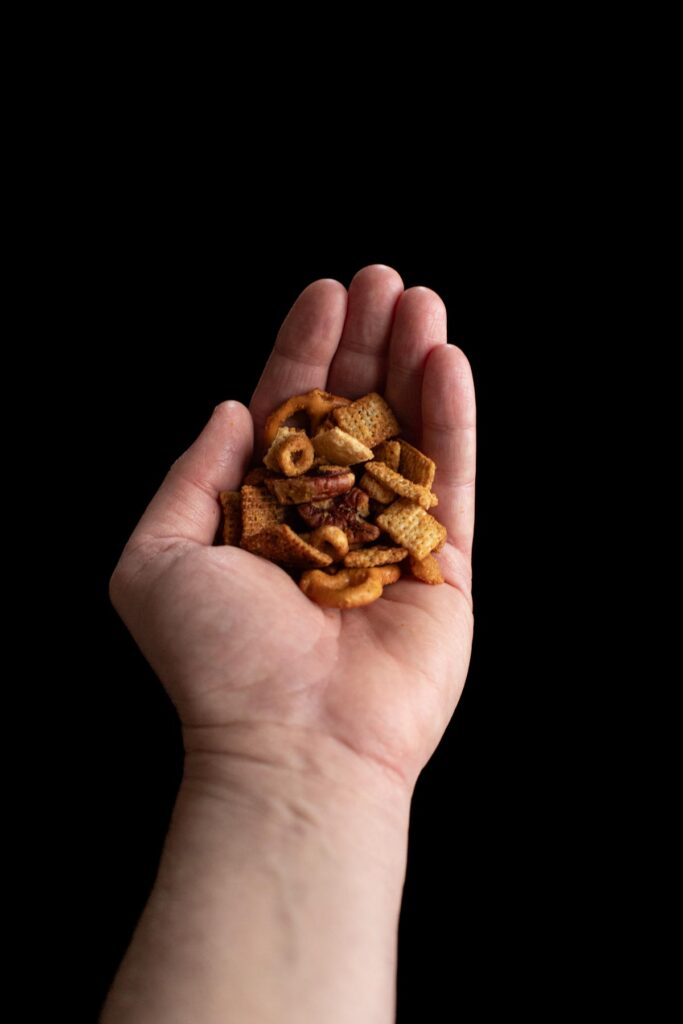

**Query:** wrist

left=181, top=721, right=412, bottom=848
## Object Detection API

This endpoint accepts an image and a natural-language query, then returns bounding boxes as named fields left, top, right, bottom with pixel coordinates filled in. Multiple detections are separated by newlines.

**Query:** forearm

left=101, top=726, right=411, bottom=1024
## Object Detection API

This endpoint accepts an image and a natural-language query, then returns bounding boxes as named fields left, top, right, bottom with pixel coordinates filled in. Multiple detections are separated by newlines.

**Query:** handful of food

left=220, top=389, right=446, bottom=608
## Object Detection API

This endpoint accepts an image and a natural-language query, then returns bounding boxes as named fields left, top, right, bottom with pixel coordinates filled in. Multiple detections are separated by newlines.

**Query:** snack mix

left=220, top=389, right=446, bottom=608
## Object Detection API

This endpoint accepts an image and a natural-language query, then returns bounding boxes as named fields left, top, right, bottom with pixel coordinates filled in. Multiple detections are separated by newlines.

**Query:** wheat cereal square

left=332, top=393, right=400, bottom=449
left=219, top=491, right=242, bottom=545
left=375, top=498, right=447, bottom=560
left=398, top=440, right=436, bottom=489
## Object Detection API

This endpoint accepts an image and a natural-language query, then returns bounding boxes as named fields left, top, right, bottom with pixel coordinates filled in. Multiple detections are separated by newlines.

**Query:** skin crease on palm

left=110, top=265, right=476, bottom=794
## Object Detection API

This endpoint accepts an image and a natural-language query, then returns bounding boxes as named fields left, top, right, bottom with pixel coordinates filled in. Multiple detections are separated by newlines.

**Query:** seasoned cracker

left=312, top=426, right=374, bottom=466
left=245, top=524, right=332, bottom=567
left=240, top=485, right=286, bottom=542
left=399, top=440, right=436, bottom=489
left=219, top=491, right=241, bottom=545
left=344, top=546, right=407, bottom=568
left=375, top=498, right=447, bottom=561
left=332, top=393, right=400, bottom=449
left=373, top=439, right=400, bottom=471
left=409, top=554, right=444, bottom=584
left=359, top=471, right=395, bottom=504
left=364, top=461, right=438, bottom=510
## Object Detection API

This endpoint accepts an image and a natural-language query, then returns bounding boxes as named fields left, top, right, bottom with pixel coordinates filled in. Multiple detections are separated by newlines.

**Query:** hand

left=110, top=265, right=475, bottom=795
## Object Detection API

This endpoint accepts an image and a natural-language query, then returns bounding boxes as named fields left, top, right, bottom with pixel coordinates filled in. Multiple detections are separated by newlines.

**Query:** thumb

left=125, top=400, right=254, bottom=549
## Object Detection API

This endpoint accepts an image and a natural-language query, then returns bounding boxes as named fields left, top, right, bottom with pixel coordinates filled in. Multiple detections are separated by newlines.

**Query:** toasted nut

left=264, top=389, right=350, bottom=446
left=297, top=488, right=380, bottom=544
left=266, top=471, right=355, bottom=505
left=299, top=567, right=384, bottom=608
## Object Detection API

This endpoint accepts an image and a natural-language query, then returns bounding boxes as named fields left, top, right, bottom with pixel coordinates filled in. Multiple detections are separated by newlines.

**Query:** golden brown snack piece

left=344, top=546, right=407, bottom=568
left=240, top=485, right=287, bottom=542
left=376, top=498, right=447, bottom=561
left=242, top=466, right=275, bottom=486
left=311, top=426, right=374, bottom=466
left=358, top=470, right=395, bottom=504
left=219, top=491, right=241, bottom=545
left=244, top=524, right=332, bottom=567
left=332, top=393, right=400, bottom=449
left=370, top=563, right=402, bottom=586
left=264, top=389, right=350, bottom=446
left=311, top=460, right=350, bottom=475
left=307, top=525, right=349, bottom=561
left=266, top=471, right=355, bottom=505
left=409, top=553, right=444, bottom=584
left=297, top=489, right=380, bottom=545
left=264, top=428, right=315, bottom=477
left=263, top=427, right=296, bottom=470
left=220, top=387, right=448, bottom=601
left=398, top=440, right=436, bottom=489
left=299, top=567, right=384, bottom=608
left=364, top=461, right=438, bottom=510
left=373, top=439, right=401, bottom=471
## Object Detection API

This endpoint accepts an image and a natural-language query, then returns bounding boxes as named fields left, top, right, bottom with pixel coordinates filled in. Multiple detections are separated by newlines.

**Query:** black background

left=70, top=223, right=576, bottom=1018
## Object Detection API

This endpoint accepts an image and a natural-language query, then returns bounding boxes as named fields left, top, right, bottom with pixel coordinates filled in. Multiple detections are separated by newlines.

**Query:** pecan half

left=265, top=471, right=355, bottom=505
left=297, top=488, right=380, bottom=544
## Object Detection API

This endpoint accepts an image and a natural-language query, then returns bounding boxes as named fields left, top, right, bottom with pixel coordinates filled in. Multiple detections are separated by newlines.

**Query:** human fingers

left=326, top=264, right=403, bottom=397
left=121, top=400, right=253, bottom=552
left=384, top=287, right=448, bottom=441
left=421, top=345, right=476, bottom=555
left=249, top=279, right=347, bottom=447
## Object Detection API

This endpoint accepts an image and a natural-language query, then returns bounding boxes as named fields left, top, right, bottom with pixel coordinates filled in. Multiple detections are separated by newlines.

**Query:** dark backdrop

left=76, top=232, right=567, bottom=1019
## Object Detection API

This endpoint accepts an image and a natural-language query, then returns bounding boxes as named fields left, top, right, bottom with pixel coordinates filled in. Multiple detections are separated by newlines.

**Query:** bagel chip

left=312, top=426, right=374, bottom=466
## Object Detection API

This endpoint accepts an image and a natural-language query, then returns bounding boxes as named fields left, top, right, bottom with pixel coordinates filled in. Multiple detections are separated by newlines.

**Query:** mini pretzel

left=307, top=525, right=349, bottom=561
left=264, top=389, right=350, bottom=446
left=299, top=567, right=384, bottom=608
left=369, top=563, right=402, bottom=585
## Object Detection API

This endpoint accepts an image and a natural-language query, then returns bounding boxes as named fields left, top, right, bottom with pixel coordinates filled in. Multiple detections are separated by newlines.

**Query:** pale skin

left=102, top=265, right=476, bottom=1024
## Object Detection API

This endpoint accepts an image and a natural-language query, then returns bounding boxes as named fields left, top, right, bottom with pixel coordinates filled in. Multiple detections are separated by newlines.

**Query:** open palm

left=111, top=266, right=476, bottom=788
